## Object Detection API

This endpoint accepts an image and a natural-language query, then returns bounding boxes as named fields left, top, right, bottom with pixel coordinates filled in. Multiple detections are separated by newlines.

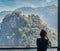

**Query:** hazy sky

left=0, top=0, right=58, bottom=12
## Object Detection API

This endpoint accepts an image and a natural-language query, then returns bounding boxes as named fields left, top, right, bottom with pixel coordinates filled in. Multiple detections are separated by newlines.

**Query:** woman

left=37, top=29, right=51, bottom=51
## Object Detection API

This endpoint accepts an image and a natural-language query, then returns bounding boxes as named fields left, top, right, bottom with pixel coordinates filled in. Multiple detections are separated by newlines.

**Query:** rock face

left=0, top=11, right=57, bottom=47
left=0, top=11, right=12, bottom=23
left=0, top=5, right=57, bottom=31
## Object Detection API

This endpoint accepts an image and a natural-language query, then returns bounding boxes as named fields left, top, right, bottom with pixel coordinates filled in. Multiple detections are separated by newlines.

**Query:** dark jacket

left=37, top=38, right=49, bottom=51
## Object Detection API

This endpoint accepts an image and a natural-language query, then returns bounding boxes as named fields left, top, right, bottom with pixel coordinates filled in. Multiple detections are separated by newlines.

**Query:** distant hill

left=0, top=11, right=57, bottom=47
left=15, top=5, right=57, bottom=31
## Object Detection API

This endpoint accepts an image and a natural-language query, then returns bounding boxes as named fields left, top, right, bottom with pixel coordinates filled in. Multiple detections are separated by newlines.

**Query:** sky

left=0, top=0, right=58, bottom=33
left=0, top=0, right=58, bottom=12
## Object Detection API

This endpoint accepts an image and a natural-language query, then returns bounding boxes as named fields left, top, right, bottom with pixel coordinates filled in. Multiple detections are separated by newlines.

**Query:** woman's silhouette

left=37, top=29, right=51, bottom=51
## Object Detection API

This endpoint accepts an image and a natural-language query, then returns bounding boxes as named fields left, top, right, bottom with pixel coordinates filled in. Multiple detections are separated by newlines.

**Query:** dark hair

left=40, top=29, right=47, bottom=38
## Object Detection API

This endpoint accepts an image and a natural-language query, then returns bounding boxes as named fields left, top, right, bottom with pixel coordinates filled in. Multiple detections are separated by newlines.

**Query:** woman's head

left=40, top=29, right=47, bottom=38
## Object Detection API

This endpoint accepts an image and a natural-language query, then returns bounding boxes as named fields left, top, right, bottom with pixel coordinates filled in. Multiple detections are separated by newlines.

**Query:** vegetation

left=0, top=11, right=57, bottom=47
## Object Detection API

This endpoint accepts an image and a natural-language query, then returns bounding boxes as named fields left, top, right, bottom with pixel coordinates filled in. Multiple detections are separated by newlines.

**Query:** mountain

left=0, top=11, right=12, bottom=23
left=15, top=5, right=57, bottom=31
left=0, top=11, right=57, bottom=47
left=0, top=5, right=57, bottom=32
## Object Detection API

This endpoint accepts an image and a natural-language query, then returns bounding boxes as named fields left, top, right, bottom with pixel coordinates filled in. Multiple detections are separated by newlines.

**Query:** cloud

left=54, top=3, right=58, bottom=7
left=14, top=0, right=36, bottom=8
left=0, top=0, right=58, bottom=12
left=31, top=5, right=36, bottom=8
left=46, top=0, right=52, bottom=2
left=0, top=2, right=16, bottom=12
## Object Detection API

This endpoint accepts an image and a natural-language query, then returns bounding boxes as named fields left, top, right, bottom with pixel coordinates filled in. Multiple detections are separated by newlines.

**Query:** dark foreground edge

left=0, top=46, right=58, bottom=49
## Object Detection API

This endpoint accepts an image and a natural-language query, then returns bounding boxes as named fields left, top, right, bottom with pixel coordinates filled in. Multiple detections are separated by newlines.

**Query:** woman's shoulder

left=37, top=38, right=49, bottom=42
left=37, top=38, right=41, bottom=40
left=37, top=38, right=41, bottom=41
